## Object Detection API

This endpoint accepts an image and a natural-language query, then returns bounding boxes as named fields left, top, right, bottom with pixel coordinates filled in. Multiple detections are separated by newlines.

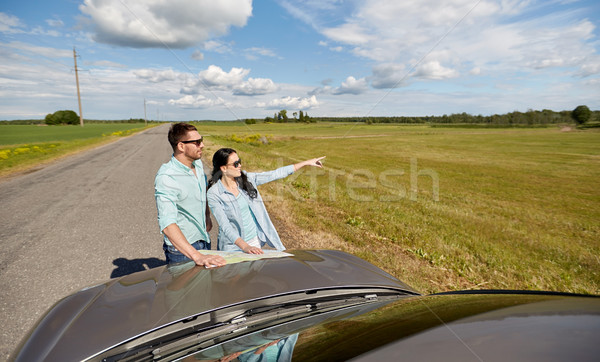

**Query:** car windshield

left=98, top=291, right=405, bottom=361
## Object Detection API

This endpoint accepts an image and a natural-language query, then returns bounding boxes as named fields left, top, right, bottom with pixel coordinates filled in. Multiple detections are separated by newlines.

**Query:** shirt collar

left=171, top=155, right=199, bottom=174
left=215, top=179, right=227, bottom=194
left=215, top=179, right=238, bottom=196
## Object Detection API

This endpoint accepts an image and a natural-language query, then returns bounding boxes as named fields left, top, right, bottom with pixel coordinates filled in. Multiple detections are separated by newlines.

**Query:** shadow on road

left=111, top=257, right=166, bottom=278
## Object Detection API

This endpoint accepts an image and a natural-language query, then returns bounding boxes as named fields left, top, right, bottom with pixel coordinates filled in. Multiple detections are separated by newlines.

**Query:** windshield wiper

left=99, top=289, right=410, bottom=361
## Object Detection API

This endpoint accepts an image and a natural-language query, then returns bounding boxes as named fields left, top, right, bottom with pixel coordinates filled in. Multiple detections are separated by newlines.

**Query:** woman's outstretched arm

left=293, top=156, right=325, bottom=171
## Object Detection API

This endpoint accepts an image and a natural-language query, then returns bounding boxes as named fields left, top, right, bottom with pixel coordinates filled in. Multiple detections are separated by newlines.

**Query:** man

left=155, top=123, right=226, bottom=267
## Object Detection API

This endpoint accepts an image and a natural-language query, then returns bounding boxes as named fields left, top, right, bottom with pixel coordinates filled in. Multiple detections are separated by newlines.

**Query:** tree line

left=246, top=109, right=315, bottom=124
left=238, top=106, right=597, bottom=126
left=317, top=107, right=598, bottom=125
left=2, top=105, right=596, bottom=126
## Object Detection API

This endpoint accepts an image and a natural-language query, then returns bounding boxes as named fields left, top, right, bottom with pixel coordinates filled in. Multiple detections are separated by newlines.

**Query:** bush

left=226, top=133, right=270, bottom=145
left=45, top=110, right=80, bottom=125
left=571, top=105, right=591, bottom=125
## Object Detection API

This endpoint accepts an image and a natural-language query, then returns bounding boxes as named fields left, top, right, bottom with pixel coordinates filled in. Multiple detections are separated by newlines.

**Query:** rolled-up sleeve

left=155, top=173, right=179, bottom=232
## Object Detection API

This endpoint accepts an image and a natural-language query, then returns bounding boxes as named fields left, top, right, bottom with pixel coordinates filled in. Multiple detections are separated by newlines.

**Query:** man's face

left=180, top=130, right=204, bottom=161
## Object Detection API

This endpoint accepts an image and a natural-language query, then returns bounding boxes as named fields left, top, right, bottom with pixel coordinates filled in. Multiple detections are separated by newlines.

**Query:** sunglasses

left=180, top=137, right=203, bottom=146
left=227, top=159, right=242, bottom=168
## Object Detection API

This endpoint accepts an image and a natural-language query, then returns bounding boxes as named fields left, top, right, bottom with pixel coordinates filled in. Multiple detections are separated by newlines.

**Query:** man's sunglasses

left=227, top=159, right=242, bottom=168
left=180, top=137, right=203, bottom=146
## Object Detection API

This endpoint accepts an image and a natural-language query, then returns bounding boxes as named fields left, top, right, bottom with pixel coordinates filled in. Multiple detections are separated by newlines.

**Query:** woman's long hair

left=208, top=148, right=258, bottom=199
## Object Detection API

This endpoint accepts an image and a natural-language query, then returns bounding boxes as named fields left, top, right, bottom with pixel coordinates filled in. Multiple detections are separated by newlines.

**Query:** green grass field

left=2, top=121, right=598, bottom=295
left=0, top=123, right=152, bottom=145
left=198, top=122, right=600, bottom=295
left=0, top=123, right=155, bottom=175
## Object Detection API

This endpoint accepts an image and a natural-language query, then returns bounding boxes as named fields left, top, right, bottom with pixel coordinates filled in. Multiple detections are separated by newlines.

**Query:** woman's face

left=222, top=152, right=242, bottom=178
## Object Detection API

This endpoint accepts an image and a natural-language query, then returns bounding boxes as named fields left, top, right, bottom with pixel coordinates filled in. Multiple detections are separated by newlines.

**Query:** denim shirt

left=155, top=156, right=210, bottom=246
left=207, top=165, right=295, bottom=251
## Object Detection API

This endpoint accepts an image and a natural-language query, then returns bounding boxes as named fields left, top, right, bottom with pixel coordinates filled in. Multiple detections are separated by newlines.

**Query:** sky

left=1, top=0, right=599, bottom=121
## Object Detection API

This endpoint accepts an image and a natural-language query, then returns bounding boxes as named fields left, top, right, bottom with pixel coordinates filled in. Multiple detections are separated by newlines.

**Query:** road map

left=201, top=250, right=293, bottom=267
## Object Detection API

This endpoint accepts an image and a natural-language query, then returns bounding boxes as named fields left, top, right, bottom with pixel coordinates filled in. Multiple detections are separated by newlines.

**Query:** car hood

left=13, top=249, right=418, bottom=361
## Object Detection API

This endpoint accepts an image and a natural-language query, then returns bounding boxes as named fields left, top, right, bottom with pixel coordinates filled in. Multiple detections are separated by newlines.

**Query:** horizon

left=3, top=106, right=593, bottom=124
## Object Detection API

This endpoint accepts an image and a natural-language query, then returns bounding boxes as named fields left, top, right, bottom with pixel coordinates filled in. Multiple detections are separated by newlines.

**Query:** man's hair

left=168, top=122, right=198, bottom=150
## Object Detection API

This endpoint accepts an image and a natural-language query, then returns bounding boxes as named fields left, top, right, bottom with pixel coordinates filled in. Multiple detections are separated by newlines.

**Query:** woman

left=207, top=148, right=324, bottom=254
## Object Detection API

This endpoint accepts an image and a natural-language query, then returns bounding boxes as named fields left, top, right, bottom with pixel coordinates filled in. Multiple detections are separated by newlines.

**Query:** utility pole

left=73, top=47, right=84, bottom=127
left=144, top=98, right=147, bottom=126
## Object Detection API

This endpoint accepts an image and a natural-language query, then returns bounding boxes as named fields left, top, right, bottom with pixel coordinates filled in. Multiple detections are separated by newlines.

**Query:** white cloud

left=308, top=85, right=332, bottom=96
left=517, top=19, right=598, bottom=74
left=414, top=61, right=459, bottom=80
left=583, top=78, right=600, bottom=87
left=198, top=65, right=250, bottom=88
left=30, top=26, right=61, bottom=37
left=87, top=60, right=127, bottom=69
left=243, top=47, right=278, bottom=60
left=3, top=41, right=71, bottom=58
left=45, top=18, right=64, bottom=28
left=173, top=65, right=278, bottom=97
left=370, top=63, right=408, bottom=89
left=277, top=0, right=330, bottom=30
left=191, top=50, right=204, bottom=61
left=332, top=76, right=368, bottom=95
left=246, top=47, right=276, bottom=57
left=322, top=22, right=373, bottom=45
left=316, top=0, right=502, bottom=65
left=259, top=95, right=319, bottom=110
left=133, top=69, right=179, bottom=83
left=285, top=0, right=600, bottom=85
left=233, top=78, right=278, bottom=95
left=469, top=67, right=481, bottom=75
left=577, top=60, right=600, bottom=77
left=79, top=0, right=252, bottom=48
left=0, top=12, right=24, bottom=33
left=321, top=78, right=334, bottom=86
left=203, top=40, right=233, bottom=54
left=168, top=95, right=225, bottom=108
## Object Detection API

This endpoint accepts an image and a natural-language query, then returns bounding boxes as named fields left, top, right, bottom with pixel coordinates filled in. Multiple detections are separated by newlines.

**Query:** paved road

left=0, top=124, right=216, bottom=360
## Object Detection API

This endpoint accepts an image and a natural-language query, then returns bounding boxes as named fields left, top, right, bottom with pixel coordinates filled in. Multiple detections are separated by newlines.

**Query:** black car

left=12, top=250, right=600, bottom=361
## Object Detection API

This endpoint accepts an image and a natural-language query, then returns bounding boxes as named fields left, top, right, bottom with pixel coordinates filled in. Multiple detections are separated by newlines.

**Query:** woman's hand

left=243, top=245, right=264, bottom=255
left=294, top=156, right=325, bottom=171
left=236, top=238, right=264, bottom=254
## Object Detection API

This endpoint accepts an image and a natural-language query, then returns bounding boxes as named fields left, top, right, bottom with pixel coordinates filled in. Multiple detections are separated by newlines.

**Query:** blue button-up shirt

left=155, top=156, right=210, bottom=246
left=207, top=165, right=295, bottom=251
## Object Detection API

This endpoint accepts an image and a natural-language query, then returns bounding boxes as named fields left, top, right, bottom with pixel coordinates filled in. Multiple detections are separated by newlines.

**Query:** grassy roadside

left=199, top=122, right=600, bottom=295
left=0, top=123, right=158, bottom=178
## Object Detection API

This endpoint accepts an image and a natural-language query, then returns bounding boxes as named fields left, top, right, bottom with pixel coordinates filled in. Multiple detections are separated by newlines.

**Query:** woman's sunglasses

left=227, top=159, right=242, bottom=168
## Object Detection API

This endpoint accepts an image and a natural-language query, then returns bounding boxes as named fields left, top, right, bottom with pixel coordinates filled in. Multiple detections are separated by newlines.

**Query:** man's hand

left=193, top=253, right=226, bottom=268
